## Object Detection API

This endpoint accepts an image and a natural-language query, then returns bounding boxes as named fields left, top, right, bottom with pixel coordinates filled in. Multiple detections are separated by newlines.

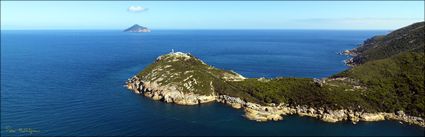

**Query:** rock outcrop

left=126, top=76, right=216, bottom=105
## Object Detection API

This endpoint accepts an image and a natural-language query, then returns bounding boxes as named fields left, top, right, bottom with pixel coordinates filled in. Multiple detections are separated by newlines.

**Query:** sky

left=1, top=1, right=424, bottom=30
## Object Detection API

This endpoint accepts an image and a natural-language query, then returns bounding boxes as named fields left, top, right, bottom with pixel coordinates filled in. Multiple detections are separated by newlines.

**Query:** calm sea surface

left=1, top=30, right=424, bottom=136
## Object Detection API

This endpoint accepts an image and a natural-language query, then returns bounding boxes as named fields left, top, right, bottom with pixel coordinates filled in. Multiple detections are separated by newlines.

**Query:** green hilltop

left=137, top=52, right=246, bottom=95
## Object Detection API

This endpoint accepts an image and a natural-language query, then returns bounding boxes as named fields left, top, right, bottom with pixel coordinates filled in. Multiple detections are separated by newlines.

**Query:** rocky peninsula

left=125, top=52, right=424, bottom=127
left=125, top=22, right=425, bottom=127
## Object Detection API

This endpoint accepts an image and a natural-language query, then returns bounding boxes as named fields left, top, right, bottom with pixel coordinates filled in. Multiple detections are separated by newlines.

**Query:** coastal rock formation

left=126, top=62, right=424, bottom=127
left=128, top=75, right=425, bottom=126
left=126, top=76, right=216, bottom=105
left=124, top=24, right=151, bottom=32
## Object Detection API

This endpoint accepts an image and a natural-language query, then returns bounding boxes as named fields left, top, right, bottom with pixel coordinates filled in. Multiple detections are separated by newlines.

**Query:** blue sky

left=1, top=1, right=423, bottom=30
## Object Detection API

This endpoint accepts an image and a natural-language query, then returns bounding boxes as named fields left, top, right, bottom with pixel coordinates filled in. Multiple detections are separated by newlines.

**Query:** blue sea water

left=1, top=30, right=424, bottom=136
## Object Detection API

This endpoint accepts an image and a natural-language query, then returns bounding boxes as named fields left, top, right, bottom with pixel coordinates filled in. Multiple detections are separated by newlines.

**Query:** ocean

left=1, top=30, right=424, bottom=136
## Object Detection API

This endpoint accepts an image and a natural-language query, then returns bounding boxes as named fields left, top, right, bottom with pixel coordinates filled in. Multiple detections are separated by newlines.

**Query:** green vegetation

left=137, top=52, right=245, bottom=95
left=336, top=52, right=425, bottom=117
left=226, top=78, right=371, bottom=110
left=351, top=21, right=424, bottom=64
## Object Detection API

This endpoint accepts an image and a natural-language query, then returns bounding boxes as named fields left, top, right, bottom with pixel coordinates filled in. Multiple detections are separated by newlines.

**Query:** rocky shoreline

left=339, top=49, right=357, bottom=67
left=126, top=76, right=216, bottom=105
left=125, top=76, right=425, bottom=127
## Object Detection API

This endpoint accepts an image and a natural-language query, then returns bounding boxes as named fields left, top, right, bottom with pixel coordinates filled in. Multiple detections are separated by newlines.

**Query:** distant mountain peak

left=124, top=24, right=151, bottom=32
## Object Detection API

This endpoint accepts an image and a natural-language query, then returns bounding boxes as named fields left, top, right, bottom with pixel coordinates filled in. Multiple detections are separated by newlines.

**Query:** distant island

left=125, top=22, right=424, bottom=127
left=124, top=24, right=151, bottom=32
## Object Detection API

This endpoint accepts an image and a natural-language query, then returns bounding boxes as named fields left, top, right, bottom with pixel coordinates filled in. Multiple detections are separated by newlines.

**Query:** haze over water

left=1, top=30, right=424, bottom=136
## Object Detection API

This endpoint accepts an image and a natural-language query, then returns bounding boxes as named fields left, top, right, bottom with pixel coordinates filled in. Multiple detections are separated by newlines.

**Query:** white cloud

left=128, top=6, right=148, bottom=12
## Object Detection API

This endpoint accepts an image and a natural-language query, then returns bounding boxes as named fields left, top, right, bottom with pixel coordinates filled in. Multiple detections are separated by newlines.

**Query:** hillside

left=336, top=52, right=424, bottom=117
left=336, top=21, right=425, bottom=117
left=347, top=21, right=424, bottom=65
